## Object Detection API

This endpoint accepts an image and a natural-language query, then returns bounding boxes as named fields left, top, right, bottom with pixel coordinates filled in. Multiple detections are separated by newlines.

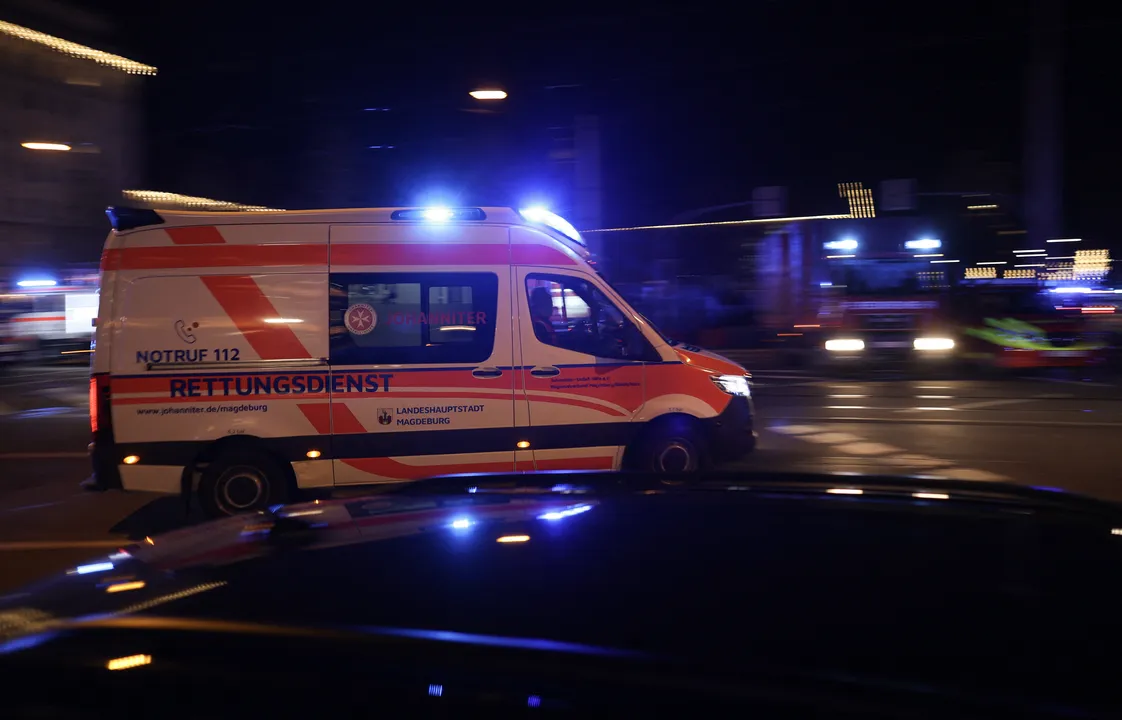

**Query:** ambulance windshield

left=829, top=259, right=947, bottom=296
left=595, top=269, right=677, bottom=346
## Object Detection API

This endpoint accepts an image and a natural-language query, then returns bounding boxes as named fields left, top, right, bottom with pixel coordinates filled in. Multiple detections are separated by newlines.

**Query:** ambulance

left=87, top=206, right=756, bottom=517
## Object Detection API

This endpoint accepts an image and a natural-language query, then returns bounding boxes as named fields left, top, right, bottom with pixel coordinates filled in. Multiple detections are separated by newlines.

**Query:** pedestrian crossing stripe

left=767, top=424, right=1009, bottom=481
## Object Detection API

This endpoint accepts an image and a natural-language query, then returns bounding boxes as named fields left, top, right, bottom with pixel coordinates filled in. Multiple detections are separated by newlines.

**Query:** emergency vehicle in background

left=814, top=236, right=1109, bottom=372
left=816, top=242, right=959, bottom=370
left=87, top=206, right=756, bottom=517
left=0, top=275, right=98, bottom=365
left=952, top=275, right=1110, bottom=371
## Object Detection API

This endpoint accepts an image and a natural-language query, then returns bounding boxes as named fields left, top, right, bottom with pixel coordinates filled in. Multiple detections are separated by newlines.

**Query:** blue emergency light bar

left=106, top=206, right=165, bottom=232
left=519, top=207, right=586, bottom=248
left=906, top=238, right=941, bottom=250
left=390, top=207, right=488, bottom=222
left=824, top=238, right=858, bottom=251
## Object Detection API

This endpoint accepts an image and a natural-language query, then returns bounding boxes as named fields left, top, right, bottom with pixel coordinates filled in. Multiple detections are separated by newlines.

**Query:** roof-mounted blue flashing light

left=518, top=207, right=586, bottom=247
left=390, top=207, right=487, bottom=222
left=106, top=206, right=165, bottom=232
left=824, top=237, right=858, bottom=251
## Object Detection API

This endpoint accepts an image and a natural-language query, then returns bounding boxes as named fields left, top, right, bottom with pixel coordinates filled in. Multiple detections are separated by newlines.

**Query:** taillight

left=90, top=374, right=110, bottom=433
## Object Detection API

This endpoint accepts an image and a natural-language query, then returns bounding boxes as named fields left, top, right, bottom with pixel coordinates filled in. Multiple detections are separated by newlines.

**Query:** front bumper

left=701, top=395, right=756, bottom=462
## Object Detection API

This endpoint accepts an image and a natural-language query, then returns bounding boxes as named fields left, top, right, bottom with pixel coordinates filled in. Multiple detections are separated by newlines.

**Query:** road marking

left=879, top=454, right=954, bottom=469
left=0, top=452, right=88, bottom=460
left=769, top=424, right=825, bottom=436
left=768, top=424, right=1009, bottom=482
left=43, top=388, right=88, bottom=406
left=935, top=467, right=1009, bottom=482
left=799, top=432, right=863, bottom=444
left=0, top=540, right=124, bottom=551
left=954, top=398, right=1034, bottom=411
left=834, top=442, right=900, bottom=455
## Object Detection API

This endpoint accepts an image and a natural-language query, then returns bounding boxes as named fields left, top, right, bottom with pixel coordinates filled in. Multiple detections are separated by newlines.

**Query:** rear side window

left=329, top=272, right=497, bottom=365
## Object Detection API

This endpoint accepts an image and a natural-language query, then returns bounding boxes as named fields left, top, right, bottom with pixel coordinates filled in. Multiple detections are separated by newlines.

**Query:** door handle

left=472, top=367, right=503, bottom=379
left=530, top=366, right=560, bottom=377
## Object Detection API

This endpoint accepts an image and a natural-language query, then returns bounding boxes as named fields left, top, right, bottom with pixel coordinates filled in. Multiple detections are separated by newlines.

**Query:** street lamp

left=21, top=142, right=71, bottom=151
left=469, top=89, right=507, bottom=100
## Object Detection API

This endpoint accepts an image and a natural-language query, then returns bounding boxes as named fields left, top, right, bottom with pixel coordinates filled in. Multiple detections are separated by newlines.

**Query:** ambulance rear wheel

left=199, top=450, right=287, bottom=518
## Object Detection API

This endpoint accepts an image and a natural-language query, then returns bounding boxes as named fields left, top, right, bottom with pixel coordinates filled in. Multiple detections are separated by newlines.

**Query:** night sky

left=73, top=3, right=1122, bottom=239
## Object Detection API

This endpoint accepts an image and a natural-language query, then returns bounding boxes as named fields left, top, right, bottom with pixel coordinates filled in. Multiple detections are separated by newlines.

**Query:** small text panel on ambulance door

left=517, top=270, right=655, bottom=470
left=328, top=271, right=516, bottom=483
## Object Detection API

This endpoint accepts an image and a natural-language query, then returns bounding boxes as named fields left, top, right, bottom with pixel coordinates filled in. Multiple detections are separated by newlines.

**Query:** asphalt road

left=2, top=362, right=1121, bottom=595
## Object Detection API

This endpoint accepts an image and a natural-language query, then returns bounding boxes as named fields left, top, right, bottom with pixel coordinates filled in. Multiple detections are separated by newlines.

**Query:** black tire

left=635, top=421, right=707, bottom=478
left=198, top=450, right=288, bottom=518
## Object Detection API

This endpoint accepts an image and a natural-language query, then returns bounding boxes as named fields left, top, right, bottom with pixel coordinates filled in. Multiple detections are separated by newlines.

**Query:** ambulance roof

left=104, top=205, right=591, bottom=261
left=109, top=206, right=526, bottom=230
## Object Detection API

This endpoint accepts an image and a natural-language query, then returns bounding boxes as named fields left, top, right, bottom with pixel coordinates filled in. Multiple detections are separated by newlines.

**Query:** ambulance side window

left=329, top=272, right=498, bottom=365
left=525, top=273, right=649, bottom=361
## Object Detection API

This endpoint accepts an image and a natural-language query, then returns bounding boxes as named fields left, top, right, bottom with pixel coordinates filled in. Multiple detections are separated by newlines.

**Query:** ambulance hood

left=671, top=344, right=747, bottom=375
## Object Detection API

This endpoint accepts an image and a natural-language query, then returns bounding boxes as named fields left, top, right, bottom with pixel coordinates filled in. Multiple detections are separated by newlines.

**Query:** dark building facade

left=0, top=1, right=152, bottom=282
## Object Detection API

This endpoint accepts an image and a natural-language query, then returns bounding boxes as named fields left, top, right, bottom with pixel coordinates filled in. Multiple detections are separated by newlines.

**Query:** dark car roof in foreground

left=3, top=471, right=1122, bottom=714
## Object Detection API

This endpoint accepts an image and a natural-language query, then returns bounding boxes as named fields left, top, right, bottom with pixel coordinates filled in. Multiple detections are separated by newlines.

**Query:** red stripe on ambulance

left=166, top=226, right=226, bottom=245
left=102, top=244, right=328, bottom=271
left=201, top=276, right=313, bottom=359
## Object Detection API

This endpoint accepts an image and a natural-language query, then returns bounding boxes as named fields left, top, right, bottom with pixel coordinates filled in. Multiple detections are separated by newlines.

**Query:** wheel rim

left=657, top=440, right=695, bottom=473
left=216, top=465, right=267, bottom=513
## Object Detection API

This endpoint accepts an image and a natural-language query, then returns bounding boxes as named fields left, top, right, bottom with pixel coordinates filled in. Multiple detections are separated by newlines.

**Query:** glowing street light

left=21, top=142, right=70, bottom=151
left=469, top=89, right=507, bottom=100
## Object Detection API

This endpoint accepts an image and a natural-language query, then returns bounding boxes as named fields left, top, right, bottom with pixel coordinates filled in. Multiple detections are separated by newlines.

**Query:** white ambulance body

left=88, top=206, right=756, bottom=516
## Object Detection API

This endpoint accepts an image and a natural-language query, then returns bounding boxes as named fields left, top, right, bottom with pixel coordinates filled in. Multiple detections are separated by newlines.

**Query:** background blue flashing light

left=518, top=207, right=585, bottom=246
left=75, top=562, right=114, bottom=574
left=16, top=279, right=57, bottom=288
left=537, top=504, right=592, bottom=521
left=449, top=517, right=473, bottom=530
left=824, top=238, right=858, bottom=251
left=906, top=238, right=941, bottom=250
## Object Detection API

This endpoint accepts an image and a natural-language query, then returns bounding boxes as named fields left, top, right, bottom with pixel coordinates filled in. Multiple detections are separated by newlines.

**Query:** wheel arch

left=181, top=435, right=298, bottom=504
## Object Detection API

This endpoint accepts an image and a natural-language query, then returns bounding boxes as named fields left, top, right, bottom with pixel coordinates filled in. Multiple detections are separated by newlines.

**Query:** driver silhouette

left=530, top=287, right=557, bottom=344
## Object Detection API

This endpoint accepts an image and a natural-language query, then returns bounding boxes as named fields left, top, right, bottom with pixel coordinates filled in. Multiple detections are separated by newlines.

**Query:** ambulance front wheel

left=199, top=450, right=289, bottom=518
left=632, top=420, right=708, bottom=476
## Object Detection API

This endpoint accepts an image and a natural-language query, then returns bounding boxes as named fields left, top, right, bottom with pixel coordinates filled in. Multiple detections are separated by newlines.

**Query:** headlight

left=711, top=374, right=751, bottom=397
left=825, top=339, right=864, bottom=352
left=914, top=337, right=955, bottom=351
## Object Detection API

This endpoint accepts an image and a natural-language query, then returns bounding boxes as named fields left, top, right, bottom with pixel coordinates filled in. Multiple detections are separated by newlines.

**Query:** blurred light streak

left=0, top=20, right=156, bottom=75
left=107, top=654, right=151, bottom=670
left=122, top=190, right=282, bottom=212
left=583, top=213, right=850, bottom=233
